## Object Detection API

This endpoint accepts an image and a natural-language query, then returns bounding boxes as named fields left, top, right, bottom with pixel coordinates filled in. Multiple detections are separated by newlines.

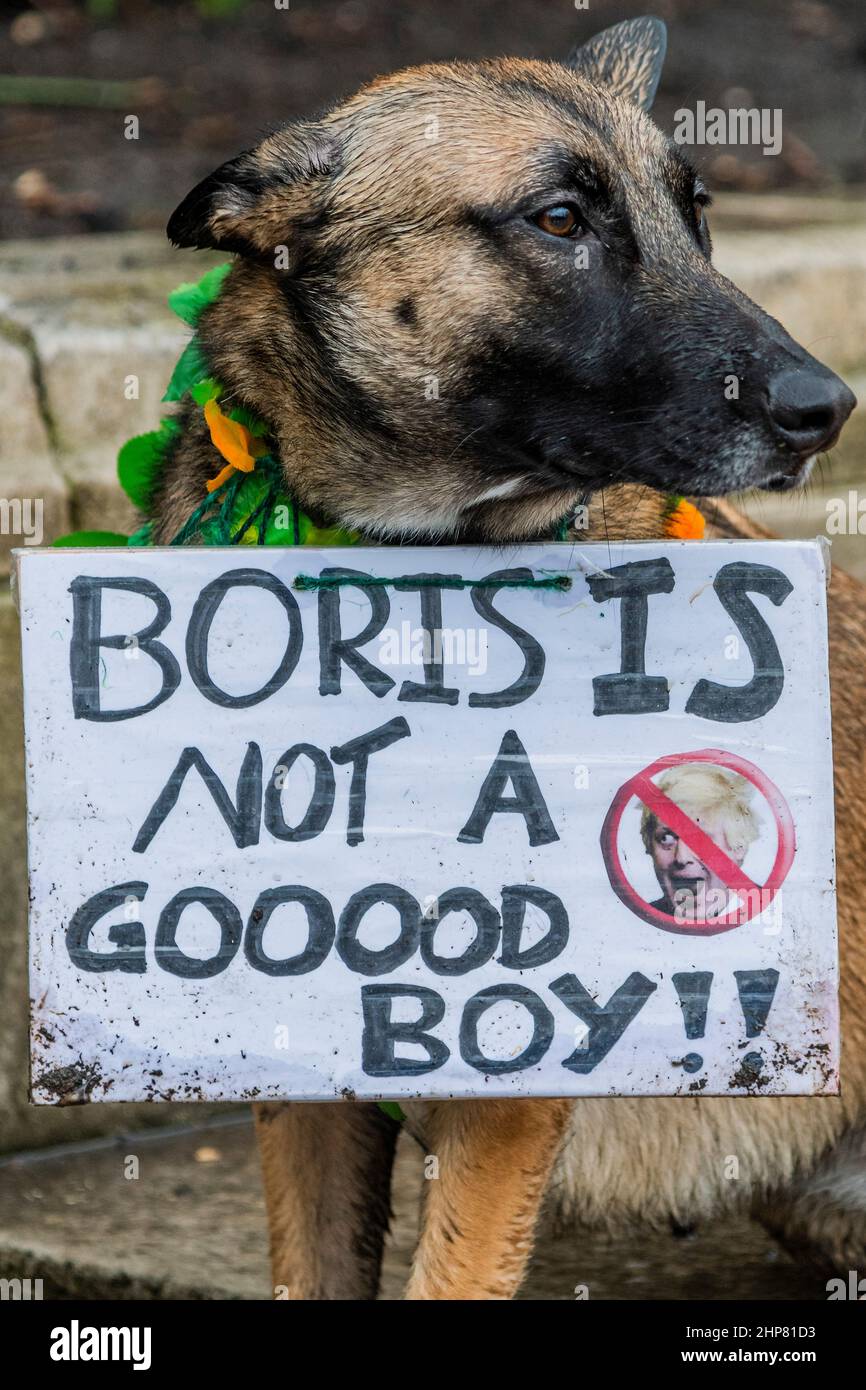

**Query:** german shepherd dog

left=158, top=18, right=862, bottom=1299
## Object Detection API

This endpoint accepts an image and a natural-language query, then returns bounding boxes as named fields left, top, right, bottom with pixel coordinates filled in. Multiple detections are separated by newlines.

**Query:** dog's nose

left=767, top=368, right=856, bottom=454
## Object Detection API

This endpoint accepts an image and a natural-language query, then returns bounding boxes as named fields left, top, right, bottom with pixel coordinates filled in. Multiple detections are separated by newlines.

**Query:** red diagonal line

left=631, top=772, right=759, bottom=897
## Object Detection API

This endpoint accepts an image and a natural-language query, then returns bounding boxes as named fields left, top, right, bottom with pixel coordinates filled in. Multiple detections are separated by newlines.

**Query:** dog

left=155, top=17, right=861, bottom=1298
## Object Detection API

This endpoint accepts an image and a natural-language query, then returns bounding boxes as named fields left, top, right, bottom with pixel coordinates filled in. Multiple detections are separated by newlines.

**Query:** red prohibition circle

left=599, top=748, right=796, bottom=937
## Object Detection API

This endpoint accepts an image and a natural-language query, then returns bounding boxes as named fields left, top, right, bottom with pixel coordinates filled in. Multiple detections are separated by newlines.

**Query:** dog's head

left=168, top=16, right=855, bottom=542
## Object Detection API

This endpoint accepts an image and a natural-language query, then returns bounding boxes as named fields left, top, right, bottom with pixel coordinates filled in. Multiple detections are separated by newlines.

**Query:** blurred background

left=1, top=0, right=866, bottom=240
left=0, top=0, right=863, bottom=1300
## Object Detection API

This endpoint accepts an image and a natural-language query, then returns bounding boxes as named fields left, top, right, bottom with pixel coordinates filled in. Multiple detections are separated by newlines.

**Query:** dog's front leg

left=405, top=1098, right=573, bottom=1300
left=254, top=1100, right=400, bottom=1300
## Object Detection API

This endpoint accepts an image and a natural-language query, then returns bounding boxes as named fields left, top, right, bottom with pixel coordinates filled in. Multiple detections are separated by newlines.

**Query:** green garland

left=54, top=261, right=360, bottom=551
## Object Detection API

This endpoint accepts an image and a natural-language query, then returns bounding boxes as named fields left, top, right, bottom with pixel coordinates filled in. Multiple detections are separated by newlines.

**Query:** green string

left=555, top=489, right=594, bottom=541
left=294, top=572, right=572, bottom=592
left=167, top=457, right=276, bottom=546
left=159, top=452, right=364, bottom=550
left=234, top=485, right=277, bottom=546
left=159, top=447, right=576, bottom=584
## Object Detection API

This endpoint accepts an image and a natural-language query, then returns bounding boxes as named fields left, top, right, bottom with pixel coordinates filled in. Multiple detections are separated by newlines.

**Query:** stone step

left=0, top=335, right=68, bottom=574
left=0, top=212, right=864, bottom=574
left=0, top=234, right=222, bottom=571
left=738, top=482, right=866, bottom=583
left=709, top=193, right=866, bottom=233
left=0, top=1114, right=827, bottom=1301
left=714, top=224, right=866, bottom=376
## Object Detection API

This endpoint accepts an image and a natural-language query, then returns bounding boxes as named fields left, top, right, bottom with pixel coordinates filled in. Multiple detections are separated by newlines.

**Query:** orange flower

left=204, top=398, right=267, bottom=492
left=664, top=497, right=705, bottom=540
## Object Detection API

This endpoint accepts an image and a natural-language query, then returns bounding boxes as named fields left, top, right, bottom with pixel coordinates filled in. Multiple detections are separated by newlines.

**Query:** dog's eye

left=693, top=187, right=712, bottom=233
left=531, top=204, right=584, bottom=238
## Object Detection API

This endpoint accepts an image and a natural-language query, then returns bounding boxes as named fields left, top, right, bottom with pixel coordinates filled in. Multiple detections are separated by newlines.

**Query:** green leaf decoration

left=377, top=1102, right=406, bottom=1123
left=183, top=461, right=362, bottom=550
left=127, top=523, right=154, bottom=547
left=231, top=403, right=269, bottom=438
left=54, top=530, right=130, bottom=547
left=162, top=337, right=207, bottom=403
left=300, top=516, right=361, bottom=547
left=117, top=418, right=181, bottom=509
left=167, top=262, right=233, bottom=327
left=190, top=376, right=223, bottom=406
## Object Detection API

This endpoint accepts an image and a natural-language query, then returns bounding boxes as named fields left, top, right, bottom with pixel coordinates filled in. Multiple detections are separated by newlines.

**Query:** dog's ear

left=167, top=123, right=338, bottom=265
left=566, top=16, right=667, bottom=112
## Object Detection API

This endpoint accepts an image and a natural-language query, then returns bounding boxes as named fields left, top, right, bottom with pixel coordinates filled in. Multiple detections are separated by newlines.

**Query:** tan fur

left=156, top=22, right=863, bottom=1298
left=254, top=1100, right=399, bottom=1299
left=405, top=1099, right=575, bottom=1299
left=398, top=490, right=866, bottom=1293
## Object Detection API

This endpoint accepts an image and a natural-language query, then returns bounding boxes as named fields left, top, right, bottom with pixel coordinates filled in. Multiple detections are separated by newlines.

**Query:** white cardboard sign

left=16, top=540, right=838, bottom=1103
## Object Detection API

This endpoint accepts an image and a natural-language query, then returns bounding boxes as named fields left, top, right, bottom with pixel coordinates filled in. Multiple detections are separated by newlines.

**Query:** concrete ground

left=0, top=1115, right=830, bottom=1301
